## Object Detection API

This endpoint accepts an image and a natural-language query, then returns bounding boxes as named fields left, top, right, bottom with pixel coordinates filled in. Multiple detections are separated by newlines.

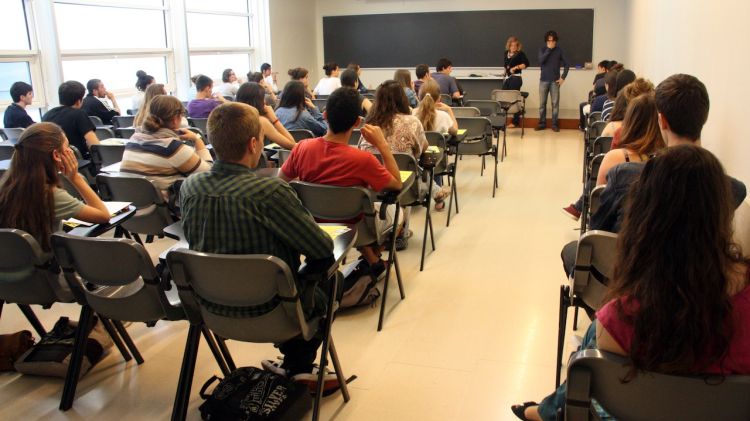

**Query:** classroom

left=1, top=0, right=749, bottom=420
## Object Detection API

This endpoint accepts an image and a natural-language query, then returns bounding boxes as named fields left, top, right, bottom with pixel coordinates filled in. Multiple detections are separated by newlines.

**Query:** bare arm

left=83, top=131, right=100, bottom=148
left=59, top=148, right=109, bottom=223
left=263, top=107, right=295, bottom=149
left=596, top=149, right=624, bottom=186
left=596, top=320, right=627, bottom=356
left=362, top=97, right=373, bottom=113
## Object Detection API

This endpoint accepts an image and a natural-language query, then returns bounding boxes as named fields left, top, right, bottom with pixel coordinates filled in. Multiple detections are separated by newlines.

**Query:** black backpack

left=199, top=367, right=311, bottom=420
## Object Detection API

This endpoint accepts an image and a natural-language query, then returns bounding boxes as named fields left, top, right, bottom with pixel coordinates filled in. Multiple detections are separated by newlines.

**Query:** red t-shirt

left=597, top=284, right=750, bottom=375
left=281, top=137, right=393, bottom=191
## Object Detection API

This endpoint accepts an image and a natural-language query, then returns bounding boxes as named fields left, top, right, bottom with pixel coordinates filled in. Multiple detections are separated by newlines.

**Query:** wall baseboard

left=512, top=117, right=580, bottom=130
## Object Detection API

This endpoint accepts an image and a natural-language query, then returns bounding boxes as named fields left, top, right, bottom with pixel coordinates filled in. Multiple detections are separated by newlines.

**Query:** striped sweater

left=120, top=128, right=212, bottom=191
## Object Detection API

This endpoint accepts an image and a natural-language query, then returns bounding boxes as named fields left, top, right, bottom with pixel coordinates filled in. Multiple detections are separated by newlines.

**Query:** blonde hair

left=415, top=79, right=441, bottom=131
left=134, top=83, right=167, bottom=128
left=505, top=36, right=522, bottom=52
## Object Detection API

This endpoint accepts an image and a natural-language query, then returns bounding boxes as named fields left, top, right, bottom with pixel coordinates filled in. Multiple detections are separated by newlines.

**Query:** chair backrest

left=89, top=144, right=125, bottom=168
left=451, top=107, right=481, bottom=118
left=290, top=181, right=380, bottom=246
left=456, top=117, right=493, bottom=155
left=491, top=89, right=525, bottom=113
left=592, top=136, right=613, bottom=156
left=0, top=229, right=69, bottom=306
left=566, top=349, right=750, bottom=421
left=187, top=118, right=209, bottom=137
left=464, top=100, right=501, bottom=117
left=571, top=230, right=617, bottom=310
left=167, top=249, right=313, bottom=342
left=51, top=233, right=183, bottom=322
left=89, top=115, right=104, bottom=126
left=0, top=143, right=14, bottom=161
left=312, top=98, right=327, bottom=112
left=1, top=128, right=24, bottom=144
left=348, top=129, right=361, bottom=146
left=277, top=149, right=292, bottom=166
left=424, top=131, right=448, bottom=174
left=112, top=115, right=135, bottom=129
left=440, top=94, right=452, bottom=105
left=96, top=173, right=174, bottom=235
left=315, top=95, right=329, bottom=100
left=127, top=108, right=137, bottom=116
left=372, top=152, right=421, bottom=206
left=587, top=111, right=602, bottom=127
left=589, top=185, right=606, bottom=215
left=362, top=93, right=375, bottom=100
left=288, top=129, right=315, bottom=142
left=222, top=96, right=234, bottom=101
left=588, top=154, right=606, bottom=185
left=587, top=121, right=608, bottom=143
left=117, top=127, right=136, bottom=139
left=95, top=127, right=115, bottom=141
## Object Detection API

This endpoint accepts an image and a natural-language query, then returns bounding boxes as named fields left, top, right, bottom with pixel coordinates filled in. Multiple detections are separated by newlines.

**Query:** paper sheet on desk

left=63, top=202, right=131, bottom=228
left=426, top=146, right=440, bottom=153
left=456, top=129, right=467, bottom=135
left=265, top=142, right=280, bottom=149
left=319, top=225, right=351, bottom=240
left=399, top=171, right=413, bottom=182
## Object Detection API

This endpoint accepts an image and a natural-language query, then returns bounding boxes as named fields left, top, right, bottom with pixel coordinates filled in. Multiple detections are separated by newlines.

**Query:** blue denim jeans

left=539, top=80, right=561, bottom=127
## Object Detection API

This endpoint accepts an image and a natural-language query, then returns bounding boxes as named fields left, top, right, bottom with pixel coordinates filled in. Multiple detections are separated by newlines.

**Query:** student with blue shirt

left=3, top=82, right=35, bottom=129
left=536, top=30, right=570, bottom=132
left=275, top=80, right=327, bottom=136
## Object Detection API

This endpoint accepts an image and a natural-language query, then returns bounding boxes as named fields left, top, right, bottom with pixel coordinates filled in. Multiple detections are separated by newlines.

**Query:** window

left=186, top=13, right=250, bottom=49
left=0, top=0, right=31, bottom=50
left=0, top=1, right=43, bottom=111
left=62, top=57, right=168, bottom=91
left=189, top=54, right=251, bottom=82
left=0, top=62, right=32, bottom=102
left=185, top=0, right=248, bottom=14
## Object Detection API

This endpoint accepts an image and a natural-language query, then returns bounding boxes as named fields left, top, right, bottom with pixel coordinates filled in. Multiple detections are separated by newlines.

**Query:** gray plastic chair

left=348, top=129, right=361, bottom=146
left=439, top=94, right=452, bottom=106
left=556, top=230, right=617, bottom=388
left=117, top=127, right=136, bottom=139
left=492, top=89, right=526, bottom=138
left=592, top=136, right=613, bottom=156
left=290, top=181, right=405, bottom=331
left=96, top=173, right=176, bottom=244
left=312, top=98, right=327, bottom=112
left=187, top=118, right=209, bottom=140
left=566, top=349, right=750, bottom=420
left=1, top=127, right=24, bottom=144
left=580, top=154, right=606, bottom=233
left=112, top=115, right=135, bottom=129
left=51, top=233, right=233, bottom=411
left=89, top=144, right=125, bottom=171
left=589, top=185, right=606, bottom=215
left=465, top=100, right=508, bottom=161
left=89, top=115, right=104, bottom=126
left=95, top=127, right=115, bottom=141
left=587, top=111, right=602, bottom=127
left=0, top=142, right=14, bottom=161
left=277, top=149, right=292, bottom=166
left=451, top=107, right=480, bottom=118
left=289, top=129, right=315, bottom=142
left=456, top=116, right=499, bottom=197
left=166, top=250, right=351, bottom=421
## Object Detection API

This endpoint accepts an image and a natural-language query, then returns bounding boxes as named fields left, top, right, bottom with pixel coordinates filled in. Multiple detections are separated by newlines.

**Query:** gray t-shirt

left=53, top=187, right=84, bottom=232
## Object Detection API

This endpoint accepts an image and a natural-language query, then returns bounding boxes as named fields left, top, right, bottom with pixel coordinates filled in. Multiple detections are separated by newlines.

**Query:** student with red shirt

left=513, top=145, right=750, bottom=421
left=281, top=87, right=403, bottom=279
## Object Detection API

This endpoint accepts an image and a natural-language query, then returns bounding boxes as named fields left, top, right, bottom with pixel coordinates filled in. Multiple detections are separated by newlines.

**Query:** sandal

left=435, top=200, right=446, bottom=211
left=510, top=401, right=538, bottom=421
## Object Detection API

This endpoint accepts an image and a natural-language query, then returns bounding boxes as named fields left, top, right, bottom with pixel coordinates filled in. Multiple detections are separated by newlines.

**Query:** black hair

left=436, top=58, right=452, bottom=72
left=222, top=68, right=234, bottom=83
left=326, top=87, right=361, bottom=134
left=10, top=81, right=33, bottom=102
left=135, top=70, right=154, bottom=91
left=260, top=63, right=271, bottom=73
left=323, top=62, right=339, bottom=76
left=86, top=79, right=101, bottom=95
left=598, top=60, right=611, bottom=69
left=655, top=74, right=710, bottom=141
left=247, top=72, right=263, bottom=83
left=288, top=67, right=309, bottom=80
left=545, top=30, right=559, bottom=41
left=340, top=69, right=358, bottom=88
left=235, top=82, right=267, bottom=117
left=278, top=80, right=306, bottom=121
left=195, top=75, right=213, bottom=92
left=347, top=63, right=360, bottom=72
left=416, top=64, right=429, bottom=79
left=58, top=80, right=86, bottom=106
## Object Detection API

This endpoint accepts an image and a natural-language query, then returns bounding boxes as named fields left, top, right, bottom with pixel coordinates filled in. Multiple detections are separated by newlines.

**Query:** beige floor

left=0, top=128, right=588, bottom=420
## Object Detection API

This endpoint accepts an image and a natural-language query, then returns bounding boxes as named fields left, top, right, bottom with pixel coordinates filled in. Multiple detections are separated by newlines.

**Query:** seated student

left=280, top=87, right=402, bottom=281
left=260, top=62, right=278, bottom=93
left=187, top=75, right=226, bottom=118
left=313, top=62, right=341, bottom=96
left=513, top=144, right=750, bottom=421
left=215, top=68, right=240, bottom=98
left=42, top=80, right=99, bottom=158
left=346, top=63, right=369, bottom=94
left=562, top=79, right=656, bottom=220
left=0, top=122, right=110, bottom=252
left=120, top=95, right=212, bottom=192
left=246, top=71, right=278, bottom=105
left=134, top=83, right=190, bottom=130
left=180, top=102, right=341, bottom=392
left=560, top=74, right=747, bottom=278
left=339, top=68, right=372, bottom=115
left=579, top=60, right=611, bottom=129
left=3, top=81, right=35, bottom=129
left=287, top=67, right=315, bottom=99
left=82, top=79, right=121, bottom=125
left=413, top=63, right=431, bottom=95
left=602, top=69, right=635, bottom=121
left=394, top=69, right=418, bottom=108
left=235, top=82, right=295, bottom=150
left=132, top=70, right=155, bottom=111
left=431, top=58, right=461, bottom=100
left=275, top=81, right=327, bottom=137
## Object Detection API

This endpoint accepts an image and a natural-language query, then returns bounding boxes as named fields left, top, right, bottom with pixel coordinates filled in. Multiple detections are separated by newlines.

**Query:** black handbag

left=199, top=367, right=312, bottom=421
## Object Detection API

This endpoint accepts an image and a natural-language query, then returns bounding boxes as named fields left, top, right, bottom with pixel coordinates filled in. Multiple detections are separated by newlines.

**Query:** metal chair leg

left=328, top=339, right=350, bottom=402
left=201, top=326, right=230, bottom=376
left=378, top=206, right=401, bottom=332
left=556, top=286, right=570, bottom=389
left=420, top=173, right=435, bottom=272
left=171, top=324, right=201, bottom=421
left=214, top=334, right=237, bottom=372
left=393, top=250, right=405, bottom=300
left=111, top=320, right=144, bottom=364
left=100, top=318, right=132, bottom=362
left=60, top=305, right=94, bottom=411
left=18, top=304, right=46, bottom=337
left=573, top=307, right=579, bottom=331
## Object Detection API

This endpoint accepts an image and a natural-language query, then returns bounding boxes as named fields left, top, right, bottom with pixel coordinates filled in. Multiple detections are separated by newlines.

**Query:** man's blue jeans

left=539, top=80, right=561, bottom=127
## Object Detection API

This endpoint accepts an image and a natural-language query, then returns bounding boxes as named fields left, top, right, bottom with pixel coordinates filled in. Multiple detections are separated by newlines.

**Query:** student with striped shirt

left=120, top=95, right=212, bottom=192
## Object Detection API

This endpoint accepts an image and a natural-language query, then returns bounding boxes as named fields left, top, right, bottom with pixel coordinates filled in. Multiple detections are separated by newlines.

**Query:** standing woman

left=503, top=36, right=530, bottom=128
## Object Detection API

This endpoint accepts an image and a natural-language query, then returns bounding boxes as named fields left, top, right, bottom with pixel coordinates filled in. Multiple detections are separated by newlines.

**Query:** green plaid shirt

left=180, top=160, right=333, bottom=316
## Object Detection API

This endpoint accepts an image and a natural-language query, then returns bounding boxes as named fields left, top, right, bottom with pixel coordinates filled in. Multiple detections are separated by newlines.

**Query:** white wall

left=311, top=0, right=629, bottom=118
left=625, top=0, right=750, bottom=186
left=269, top=0, right=318, bottom=89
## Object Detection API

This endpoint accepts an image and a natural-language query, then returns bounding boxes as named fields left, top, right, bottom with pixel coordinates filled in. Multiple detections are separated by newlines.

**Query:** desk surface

left=66, top=205, right=136, bottom=237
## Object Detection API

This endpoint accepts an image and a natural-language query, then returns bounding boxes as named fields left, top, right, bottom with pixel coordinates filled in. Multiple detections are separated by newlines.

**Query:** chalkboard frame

left=323, top=9, right=594, bottom=68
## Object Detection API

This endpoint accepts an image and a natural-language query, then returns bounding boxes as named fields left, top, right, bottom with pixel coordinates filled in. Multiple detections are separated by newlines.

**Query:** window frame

left=0, top=0, right=46, bottom=112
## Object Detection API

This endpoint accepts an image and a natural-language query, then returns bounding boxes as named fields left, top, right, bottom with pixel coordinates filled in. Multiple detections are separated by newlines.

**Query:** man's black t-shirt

left=3, top=103, right=34, bottom=129
left=82, top=94, right=119, bottom=125
left=42, top=106, right=96, bottom=157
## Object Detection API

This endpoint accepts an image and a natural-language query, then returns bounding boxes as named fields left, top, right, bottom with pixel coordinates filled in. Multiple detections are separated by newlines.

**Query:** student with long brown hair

left=513, top=145, right=750, bottom=421
left=134, top=83, right=166, bottom=128
left=394, top=69, right=418, bottom=108
left=235, top=82, right=295, bottom=150
left=600, top=77, right=654, bottom=141
left=0, top=122, right=110, bottom=250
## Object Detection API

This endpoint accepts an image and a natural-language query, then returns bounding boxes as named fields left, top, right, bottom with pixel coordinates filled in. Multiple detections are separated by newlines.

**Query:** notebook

left=318, top=225, right=351, bottom=240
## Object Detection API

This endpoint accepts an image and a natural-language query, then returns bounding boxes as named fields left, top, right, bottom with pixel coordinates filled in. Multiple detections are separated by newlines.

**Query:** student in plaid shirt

left=180, top=102, right=341, bottom=393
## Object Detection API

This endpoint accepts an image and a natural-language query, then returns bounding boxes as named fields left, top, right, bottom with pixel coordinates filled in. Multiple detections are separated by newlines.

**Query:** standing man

left=4, top=82, right=35, bottom=128
left=536, top=30, right=569, bottom=132
left=260, top=63, right=278, bottom=93
left=82, top=79, right=120, bottom=125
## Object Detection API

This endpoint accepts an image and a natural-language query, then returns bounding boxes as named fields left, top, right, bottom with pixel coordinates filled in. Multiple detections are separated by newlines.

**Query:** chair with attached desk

left=112, top=115, right=135, bottom=129
left=289, top=129, right=315, bottom=142
left=96, top=173, right=176, bottom=244
left=348, top=129, right=361, bottom=146
left=556, top=230, right=617, bottom=388
left=187, top=118, right=209, bottom=141
left=117, top=127, right=135, bottom=139
left=0, top=142, right=15, bottom=161
left=88, top=116, right=105, bottom=127
left=0, top=229, right=136, bottom=411
left=1, top=127, right=24, bottom=143
left=51, top=232, right=233, bottom=411
left=565, top=349, right=750, bottom=420
left=95, top=127, right=115, bottom=142
left=450, top=107, right=481, bottom=118
left=290, top=181, right=406, bottom=331
left=456, top=116, right=499, bottom=197
left=465, top=99, right=509, bottom=161
left=492, top=89, right=527, bottom=139
left=580, top=154, right=606, bottom=234
left=167, top=246, right=353, bottom=421
left=89, top=144, right=125, bottom=173
left=312, top=98, right=328, bottom=112
left=399, top=151, right=442, bottom=271
left=425, top=131, right=458, bottom=224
